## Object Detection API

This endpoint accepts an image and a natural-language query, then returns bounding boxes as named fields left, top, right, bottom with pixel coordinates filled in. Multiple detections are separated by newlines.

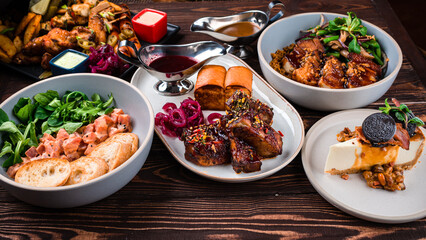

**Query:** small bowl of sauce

left=49, top=49, right=89, bottom=76
left=132, top=8, right=167, bottom=43
left=117, top=40, right=226, bottom=96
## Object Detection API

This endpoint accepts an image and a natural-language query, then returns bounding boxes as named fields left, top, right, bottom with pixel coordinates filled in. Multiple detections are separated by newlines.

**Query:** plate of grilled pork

left=131, top=54, right=304, bottom=182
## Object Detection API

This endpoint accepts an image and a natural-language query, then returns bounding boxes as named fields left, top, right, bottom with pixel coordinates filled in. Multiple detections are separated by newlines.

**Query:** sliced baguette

left=65, top=157, right=109, bottom=185
left=15, top=158, right=71, bottom=187
left=89, top=133, right=139, bottom=171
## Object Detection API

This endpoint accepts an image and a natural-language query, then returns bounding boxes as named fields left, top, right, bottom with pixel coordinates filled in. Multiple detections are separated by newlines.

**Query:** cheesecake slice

left=324, top=130, right=425, bottom=175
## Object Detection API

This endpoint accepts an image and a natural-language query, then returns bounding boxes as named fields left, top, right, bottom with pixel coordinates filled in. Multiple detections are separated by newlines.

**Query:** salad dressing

left=54, top=52, right=87, bottom=69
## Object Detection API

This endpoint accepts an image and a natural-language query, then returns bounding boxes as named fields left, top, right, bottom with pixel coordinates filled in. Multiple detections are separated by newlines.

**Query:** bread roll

left=224, top=66, right=253, bottom=101
left=65, top=157, right=109, bottom=185
left=15, top=158, right=71, bottom=187
left=194, top=65, right=226, bottom=110
left=89, top=133, right=139, bottom=171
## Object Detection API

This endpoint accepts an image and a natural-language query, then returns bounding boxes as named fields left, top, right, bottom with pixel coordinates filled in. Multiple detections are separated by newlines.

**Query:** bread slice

left=15, top=158, right=71, bottom=187
left=65, top=157, right=109, bottom=185
left=88, top=133, right=139, bottom=171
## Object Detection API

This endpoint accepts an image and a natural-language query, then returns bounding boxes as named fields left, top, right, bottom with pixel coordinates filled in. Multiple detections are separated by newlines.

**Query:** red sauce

left=149, top=56, right=198, bottom=73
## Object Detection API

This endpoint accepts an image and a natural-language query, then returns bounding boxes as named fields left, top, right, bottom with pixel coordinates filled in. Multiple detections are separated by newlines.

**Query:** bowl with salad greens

left=258, top=12, right=402, bottom=111
left=0, top=73, right=154, bottom=208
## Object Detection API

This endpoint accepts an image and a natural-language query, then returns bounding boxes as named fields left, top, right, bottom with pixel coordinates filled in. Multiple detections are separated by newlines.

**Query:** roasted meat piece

left=225, top=90, right=274, bottom=125
left=227, top=112, right=282, bottom=158
left=346, top=52, right=382, bottom=88
left=296, top=38, right=325, bottom=53
left=292, top=51, right=322, bottom=86
left=318, top=56, right=346, bottom=88
left=43, top=28, right=78, bottom=55
left=182, top=122, right=231, bottom=166
left=281, top=45, right=306, bottom=74
left=229, top=134, right=262, bottom=173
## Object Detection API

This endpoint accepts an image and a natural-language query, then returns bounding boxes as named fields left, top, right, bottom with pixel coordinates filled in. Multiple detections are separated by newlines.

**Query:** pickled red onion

left=155, top=98, right=204, bottom=138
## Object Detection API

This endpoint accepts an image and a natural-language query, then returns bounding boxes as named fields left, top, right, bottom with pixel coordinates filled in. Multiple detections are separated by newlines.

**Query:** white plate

left=131, top=54, right=304, bottom=182
left=302, top=109, right=426, bottom=223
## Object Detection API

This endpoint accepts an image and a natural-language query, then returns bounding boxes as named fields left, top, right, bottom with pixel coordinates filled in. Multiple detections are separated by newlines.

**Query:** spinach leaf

left=34, top=106, right=50, bottom=120
left=0, top=142, right=13, bottom=158
left=13, top=98, right=34, bottom=123
left=0, top=108, right=9, bottom=124
left=34, top=90, right=59, bottom=106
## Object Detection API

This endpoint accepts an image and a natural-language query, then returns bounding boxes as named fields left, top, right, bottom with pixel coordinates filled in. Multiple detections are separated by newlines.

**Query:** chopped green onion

left=316, top=30, right=328, bottom=36
left=323, top=35, right=339, bottom=44
left=61, top=4, right=67, bottom=9
left=327, top=52, right=340, bottom=58
left=0, top=27, right=14, bottom=34
left=108, top=12, right=115, bottom=16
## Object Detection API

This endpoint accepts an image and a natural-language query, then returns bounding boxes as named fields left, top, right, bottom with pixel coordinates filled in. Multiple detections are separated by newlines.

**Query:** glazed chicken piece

left=228, top=112, right=283, bottom=158
left=43, top=28, right=77, bottom=55
left=296, top=38, right=325, bottom=53
left=318, top=56, right=346, bottom=88
left=346, top=52, right=382, bottom=88
left=281, top=45, right=306, bottom=74
left=229, top=134, right=262, bottom=173
left=22, top=35, right=46, bottom=55
left=51, top=11, right=76, bottom=28
left=70, top=3, right=91, bottom=25
left=225, top=90, right=274, bottom=125
left=292, top=51, right=322, bottom=86
left=12, top=52, right=41, bottom=65
left=70, top=26, right=96, bottom=42
left=88, top=14, right=106, bottom=44
left=182, top=122, right=231, bottom=166
left=41, top=52, right=53, bottom=69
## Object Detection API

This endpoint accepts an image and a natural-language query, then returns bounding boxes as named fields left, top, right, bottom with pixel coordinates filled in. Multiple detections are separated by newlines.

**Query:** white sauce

left=136, top=11, right=163, bottom=25
left=54, top=52, right=87, bottom=69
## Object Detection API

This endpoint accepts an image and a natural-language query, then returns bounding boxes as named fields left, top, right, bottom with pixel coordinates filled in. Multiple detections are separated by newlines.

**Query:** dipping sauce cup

left=49, top=49, right=89, bottom=76
left=132, top=9, right=167, bottom=43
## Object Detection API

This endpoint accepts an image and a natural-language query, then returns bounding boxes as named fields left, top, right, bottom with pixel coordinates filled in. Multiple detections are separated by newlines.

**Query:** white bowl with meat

left=0, top=73, right=154, bottom=208
left=257, top=12, right=402, bottom=111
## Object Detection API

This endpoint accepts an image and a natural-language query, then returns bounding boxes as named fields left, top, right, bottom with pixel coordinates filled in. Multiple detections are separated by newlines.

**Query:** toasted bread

left=89, top=133, right=139, bottom=171
left=224, top=66, right=253, bottom=101
left=15, top=158, right=71, bottom=187
left=194, top=65, right=226, bottom=110
left=65, top=157, right=109, bottom=185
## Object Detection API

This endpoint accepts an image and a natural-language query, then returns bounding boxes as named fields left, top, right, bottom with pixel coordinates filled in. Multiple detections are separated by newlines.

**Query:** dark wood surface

left=0, top=0, right=425, bottom=239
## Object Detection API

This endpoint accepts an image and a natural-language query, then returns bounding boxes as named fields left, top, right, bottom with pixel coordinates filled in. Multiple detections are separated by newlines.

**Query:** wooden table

left=0, top=0, right=425, bottom=239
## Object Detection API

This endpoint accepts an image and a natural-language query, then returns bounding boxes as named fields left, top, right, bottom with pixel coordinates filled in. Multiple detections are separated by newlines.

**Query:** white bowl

left=0, top=73, right=154, bottom=208
left=257, top=12, right=402, bottom=111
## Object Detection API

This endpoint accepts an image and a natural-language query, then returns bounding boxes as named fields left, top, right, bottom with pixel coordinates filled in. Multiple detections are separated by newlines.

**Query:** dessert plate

left=302, top=109, right=426, bottom=223
left=131, top=54, right=304, bottom=182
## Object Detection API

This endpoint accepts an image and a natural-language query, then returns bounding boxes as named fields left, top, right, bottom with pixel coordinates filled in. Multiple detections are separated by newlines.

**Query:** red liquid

left=149, top=56, right=198, bottom=73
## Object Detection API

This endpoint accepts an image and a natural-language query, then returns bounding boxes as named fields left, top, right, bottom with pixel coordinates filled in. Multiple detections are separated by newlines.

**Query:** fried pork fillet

left=346, top=52, right=382, bottom=88
left=318, top=56, right=346, bottom=88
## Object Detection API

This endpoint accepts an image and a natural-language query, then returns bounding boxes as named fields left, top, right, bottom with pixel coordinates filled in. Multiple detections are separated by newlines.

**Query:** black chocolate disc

left=362, top=113, right=396, bottom=143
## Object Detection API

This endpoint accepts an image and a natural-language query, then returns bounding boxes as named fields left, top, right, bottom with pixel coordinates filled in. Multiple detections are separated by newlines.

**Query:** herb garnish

left=379, top=98, right=424, bottom=128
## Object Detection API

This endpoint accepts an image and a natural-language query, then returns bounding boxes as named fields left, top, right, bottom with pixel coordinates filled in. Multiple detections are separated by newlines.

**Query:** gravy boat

left=190, top=0, right=285, bottom=58
left=118, top=40, right=226, bottom=96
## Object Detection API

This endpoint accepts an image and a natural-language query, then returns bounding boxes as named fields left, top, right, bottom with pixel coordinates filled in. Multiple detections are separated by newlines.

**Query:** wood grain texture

left=0, top=0, right=425, bottom=239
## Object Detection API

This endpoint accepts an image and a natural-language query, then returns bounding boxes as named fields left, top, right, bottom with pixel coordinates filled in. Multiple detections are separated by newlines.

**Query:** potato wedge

left=13, top=36, right=23, bottom=52
left=15, top=12, right=36, bottom=36
left=0, top=35, right=17, bottom=58
left=23, top=14, right=42, bottom=45
left=0, top=49, right=11, bottom=63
